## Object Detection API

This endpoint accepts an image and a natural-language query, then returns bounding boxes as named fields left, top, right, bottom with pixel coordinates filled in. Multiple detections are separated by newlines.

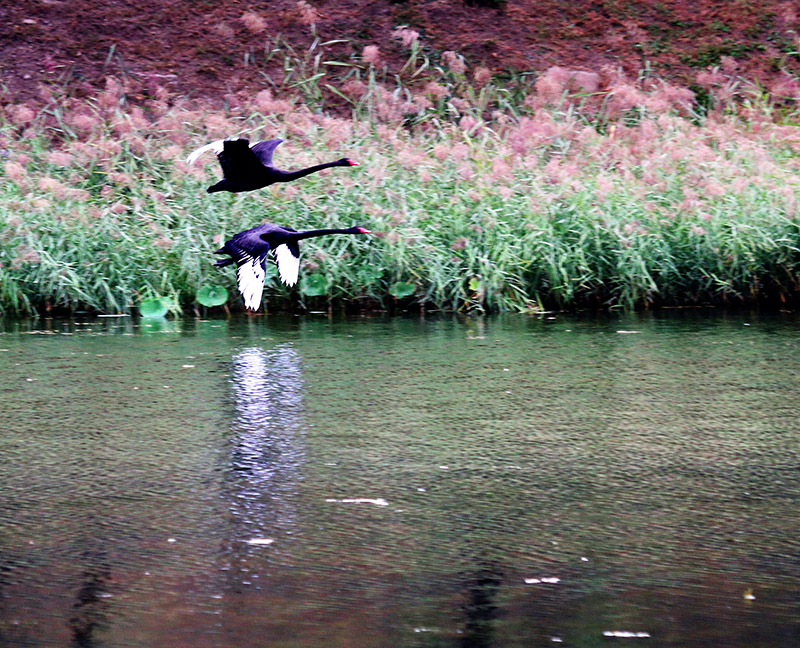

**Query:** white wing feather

left=275, top=244, right=300, bottom=287
left=186, top=140, right=226, bottom=165
left=237, top=257, right=266, bottom=310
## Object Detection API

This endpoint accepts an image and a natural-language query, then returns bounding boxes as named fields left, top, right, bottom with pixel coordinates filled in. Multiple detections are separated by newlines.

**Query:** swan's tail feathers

left=186, top=140, right=226, bottom=165
left=275, top=243, right=300, bottom=287
left=236, top=256, right=267, bottom=311
left=206, top=181, right=229, bottom=193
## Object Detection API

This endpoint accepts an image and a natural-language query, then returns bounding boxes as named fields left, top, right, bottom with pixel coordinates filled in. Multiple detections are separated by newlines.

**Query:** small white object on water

left=167, top=538, right=177, bottom=543
left=581, top=556, right=589, bottom=561
left=551, top=638, right=563, bottom=643
left=743, top=589, right=756, bottom=600
left=417, top=488, right=426, bottom=492
left=602, top=631, right=651, bottom=638
left=524, top=577, right=561, bottom=584
left=616, top=330, right=640, bottom=334
left=326, top=498, right=389, bottom=506
left=246, top=538, right=274, bottom=546
left=182, top=364, right=195, bottom=368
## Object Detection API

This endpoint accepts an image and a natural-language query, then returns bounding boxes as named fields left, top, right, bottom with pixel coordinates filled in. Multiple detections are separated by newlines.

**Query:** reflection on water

left=459, top=557, right=504, bottom=648
left=222, top=345, right=305, bottom=580
left=69, top=560, right=111, bottom=648
left=0, top=312, right=799, bottom=647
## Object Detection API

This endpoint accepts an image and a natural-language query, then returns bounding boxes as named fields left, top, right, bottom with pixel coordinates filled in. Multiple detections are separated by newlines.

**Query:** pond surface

left=1, top=311, right=799, bottom=647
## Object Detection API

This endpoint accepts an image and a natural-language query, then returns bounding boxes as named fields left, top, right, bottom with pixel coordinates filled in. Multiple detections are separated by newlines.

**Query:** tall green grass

left=2, top=40, right=800, bottom=315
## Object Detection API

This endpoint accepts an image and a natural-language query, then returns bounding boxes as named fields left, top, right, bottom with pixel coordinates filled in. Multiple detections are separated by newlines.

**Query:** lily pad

left=300, top=273, right=328, bottom=297
left=196, top=284, right=228, bottom=307
left=389, top=281, right=415, bottom=299
left=139, top=297, right=169, bottom=318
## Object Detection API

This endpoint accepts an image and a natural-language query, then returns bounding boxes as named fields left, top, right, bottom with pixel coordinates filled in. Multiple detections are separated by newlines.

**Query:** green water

left=1, top=312, right=799, bottom=647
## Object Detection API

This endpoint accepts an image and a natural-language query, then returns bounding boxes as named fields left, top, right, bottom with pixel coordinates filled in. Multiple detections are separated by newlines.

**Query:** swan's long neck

left=292, top=228, right=355, bottom=241
left=280, top=161, right=341, bottom=182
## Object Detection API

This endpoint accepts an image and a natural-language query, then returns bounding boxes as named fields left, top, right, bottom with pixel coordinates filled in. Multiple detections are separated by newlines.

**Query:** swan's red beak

left=356, top=227, right=371, bottom=234
left=347, top=159, right=359, bottom=166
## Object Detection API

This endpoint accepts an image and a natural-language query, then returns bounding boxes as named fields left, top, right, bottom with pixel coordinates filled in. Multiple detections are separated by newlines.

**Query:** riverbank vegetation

left=2, top=34, right=800, bottom=315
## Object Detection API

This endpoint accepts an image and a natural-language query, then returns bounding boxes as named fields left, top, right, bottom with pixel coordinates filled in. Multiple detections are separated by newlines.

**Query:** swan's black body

left=190, top=138, right=358, bottom=194
left=214, top=222, right=370, bottom=310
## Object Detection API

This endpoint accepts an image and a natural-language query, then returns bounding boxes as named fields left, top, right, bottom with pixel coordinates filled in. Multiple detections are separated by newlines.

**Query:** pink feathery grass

left=424, top=82, right=448, bottom=100
left=393, top=26, right=420, bottom=48
left=441, top=51, right=466, bottom=75
left=473, top=67, right=492, bottom=88
left=451, top=143, right=469, bottom=161
left=459, top=115, right=480, bottom=134
left=489, top=159, right=513, bottom=182
left=397, top=147, right=426, bottom=170
left=432, top=143, right=450, bottom=161
left=5, top=161, right=26, bottom=182
left=213, top=22, right=235, bottom=39
left=362, top=45, right=381, bottom=66
left=457, top=164, right=474, bottom=180
left=38, top=177, right=70, bottom=199
left=46, top=150, right=74, bottom=167
left=296, top=0, right=319, bottom=25
left=534, top=67, right=572, bottom=104
left=69, top=112, right=101, bottom=136
left=98, top=77, right=124, bottom=111
left=341, top=79, right=367, bottom=99
left=8, top=104, right=35, bottom=126
left=241, top=12, right=267, bottom=33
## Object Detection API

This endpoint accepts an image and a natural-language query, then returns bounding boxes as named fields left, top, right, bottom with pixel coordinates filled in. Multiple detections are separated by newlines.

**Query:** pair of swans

left=187, top=138, right=369, bottom=310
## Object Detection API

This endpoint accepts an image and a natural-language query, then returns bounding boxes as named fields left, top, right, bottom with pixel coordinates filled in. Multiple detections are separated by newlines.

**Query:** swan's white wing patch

left=186, top=140, right=226, bottom=165
left=237, top=256, right=266, bottom=310
left=275, top=244, right=299, bottom=287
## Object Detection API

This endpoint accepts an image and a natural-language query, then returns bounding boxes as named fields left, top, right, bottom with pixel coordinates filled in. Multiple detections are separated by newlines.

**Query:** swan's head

left=349, top=226, right=371, bottom=234
left=339, top=158, right=359, bottom=166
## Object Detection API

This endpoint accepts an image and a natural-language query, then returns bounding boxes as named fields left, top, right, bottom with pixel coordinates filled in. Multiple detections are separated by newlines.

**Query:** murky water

left=1, top=312, right=799, bottom=647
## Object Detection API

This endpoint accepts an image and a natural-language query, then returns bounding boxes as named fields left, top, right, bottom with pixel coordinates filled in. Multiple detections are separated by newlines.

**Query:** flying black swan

left=214, top=223, right=371, bottom=310
left=186, top=138, right=359, bottom=193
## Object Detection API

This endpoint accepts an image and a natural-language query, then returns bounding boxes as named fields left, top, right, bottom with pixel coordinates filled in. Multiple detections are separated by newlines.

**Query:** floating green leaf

left=357, top=267, right=384, bottom=286
left=300, top=273, right=329, bottom=297
left=390, top=282, right=415, bottom=299
left=139, top=297, right=169, bottom=318
left=196, top=284, right=228, bottom=307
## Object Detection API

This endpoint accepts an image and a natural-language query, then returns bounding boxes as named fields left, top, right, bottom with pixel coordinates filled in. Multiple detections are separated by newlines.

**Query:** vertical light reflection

left=224, top=344, right=306, bottom=549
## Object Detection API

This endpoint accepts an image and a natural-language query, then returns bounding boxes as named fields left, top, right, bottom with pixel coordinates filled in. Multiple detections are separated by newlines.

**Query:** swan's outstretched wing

left=186, top=140, right=225, bottom=165
left=274, top=242, right=300, bottom=286
left=236, top=253, right=269, bottom=310
left=250, top=139, right=284, bottom=168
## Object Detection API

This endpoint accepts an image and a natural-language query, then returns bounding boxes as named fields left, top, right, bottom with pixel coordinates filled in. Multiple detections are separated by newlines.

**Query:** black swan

left=214, top=223, right=371, bottom=310
left=186, top=138, right=358, bottom=193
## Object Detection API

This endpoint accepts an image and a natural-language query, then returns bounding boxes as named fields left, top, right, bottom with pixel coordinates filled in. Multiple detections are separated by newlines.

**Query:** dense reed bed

left=2, top=37, right=800, bottom=315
